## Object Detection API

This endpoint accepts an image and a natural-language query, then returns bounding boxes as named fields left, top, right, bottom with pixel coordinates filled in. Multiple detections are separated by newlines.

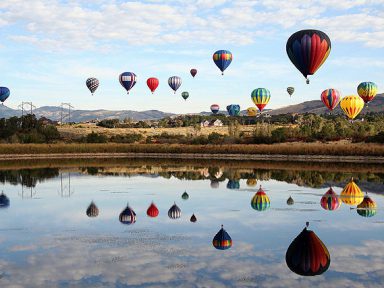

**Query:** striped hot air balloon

left=0, top=192, right=10, bottom=208
left=321, top=89, right=341, bottom=111
left=86, top=78, right=99, bottom=95
left=340, top=95, right=364, bottom=120
left=168, top=76, right=182, bottom=94
left=147, top=202, right=159, bottom=218
left=213, top=50, right=232, bottom=75
left=320, top=187, right=341, bottom=211
left=251, top=185, right=270, bottom=211
left=357, top=194, right=377, bottom=218
left=251, top=88, right=271, bottom=112
left=210, top=104, right=220, bottom=114
left=340, top=178, right=364, bottom=206
left=357, top=82, right=378, bottom=104
left=86, top=201, right=99, bottom=217
left=119, top=204, right=136, bottom=225
left=119, top=72, right=137, bottom=94
left=168, top=202, right=181, bottom=219
left=286, top=223, right=330, bottom=276
left=212, top=225, right=232, bottom=250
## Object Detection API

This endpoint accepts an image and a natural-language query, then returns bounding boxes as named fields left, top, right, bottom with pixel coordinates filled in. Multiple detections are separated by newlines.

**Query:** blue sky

left=0, top=0, right=383, bottom=113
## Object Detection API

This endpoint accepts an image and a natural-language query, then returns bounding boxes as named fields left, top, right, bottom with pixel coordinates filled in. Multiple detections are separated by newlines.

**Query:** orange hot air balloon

left=147, top=202, right=159, bottom=218
left=340, top=177, right=364, bottom=206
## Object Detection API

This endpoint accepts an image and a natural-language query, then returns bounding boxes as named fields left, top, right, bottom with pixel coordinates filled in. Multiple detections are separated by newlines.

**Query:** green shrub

left=86, top=132, right=108, bottom=143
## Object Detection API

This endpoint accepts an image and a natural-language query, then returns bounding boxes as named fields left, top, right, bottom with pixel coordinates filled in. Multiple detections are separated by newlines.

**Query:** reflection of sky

left=0, top=170, right=384, bottom=287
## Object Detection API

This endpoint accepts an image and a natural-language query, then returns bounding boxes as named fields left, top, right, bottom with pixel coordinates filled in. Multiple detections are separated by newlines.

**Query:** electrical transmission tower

left=60, top=103, right=74, bottom=124
left=18, top=102, right=36, bottom=117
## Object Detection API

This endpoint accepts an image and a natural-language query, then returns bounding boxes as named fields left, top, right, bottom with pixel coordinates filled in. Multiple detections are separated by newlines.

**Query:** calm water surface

left=0, top=161, right=383, bottom=287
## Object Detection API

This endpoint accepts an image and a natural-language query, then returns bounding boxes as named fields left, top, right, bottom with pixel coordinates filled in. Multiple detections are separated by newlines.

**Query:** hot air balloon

left=356, top=194, right=377, bottom=217
left=86, top=201, right=99, bottom=217
left=190, top=69, right=197, bottom=78
left=251, top=185, right=270, bottom=211
left=190, top=214, right=197, bottom=223
left=146, top=77, right=159, bottom=94
left=321, top=89, right=341, bottom=111
left=0, top=192, right=10, bottom=208
left=340, top=95, right=364, bottom=120
left=147, top=202, right=159, bottom=218
left=251, top=88, right=271, bottom=112
left=119, top=72, right=137, bottom=94
left=286, top=29, right=331, bottom=84
left=320, top=187, right=341, bottom=211
left=86, top=78, right=99, bottom=95
left=210, top=104, right=220, bottom=114
left=357, top=82, right=378, bottom=104
left=213, top=50, right=232, bottom=75
left=247, top=107, right=258, bottom=117
left=286, top=223, right=330, bottom=276
left=168, top=76, right=182, bottom=94
left=287, top=87, right=295, bottom=97
left=210, top=180, right=220, bottom=189
left=181, top=91, right=189, bottom=101
left=227, top=180, right=240, bottom=190
left=119, top=204, right=136, bottom=225
left=168, top=202, right=181, bottom=219
left=246, top=178, right=257, bottom=187
left=0, top=87, right=10, bottom=104
left=182, top=191, right=189, bottom=200
left=226, top=104, right=240, bottom=116
left=287, top=196, right=294, bottom=205
left=212, top=225, right=232, bottom=250
left=340, top=178, right=364, bottom=206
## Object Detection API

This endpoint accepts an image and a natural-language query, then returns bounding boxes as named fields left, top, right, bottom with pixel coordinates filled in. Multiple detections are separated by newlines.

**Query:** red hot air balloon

left=147, top=202, right=159, bottom=218
left=321, top=89, right=341, bottom=111
left=190, top=69, right=197, bottom=78
left=147, top=77, right=159, bottom=94
left=320, top=187, right=341, bottom=211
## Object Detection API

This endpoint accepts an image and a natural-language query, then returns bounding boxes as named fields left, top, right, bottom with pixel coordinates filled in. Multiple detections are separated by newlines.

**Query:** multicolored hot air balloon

left=86, top=201, right=99, bottom=217
left=226, top=104, right=240, bottom=116
left=0, top=192, right=10, bottom=208
left=251, top=88, right=271, bottom=112
left=0, top=87, right=10, bottom=104
left=119, top=204, right=136, bottom=225
left=190, top=214, right=197, bottom=223
left=227, top=180, right=240, bottom=190
left=168, top=76, right=182, bottom=94
left=286, top=29, right=331, bottom=84
left=251, top=185, right=270, bottom=211
left=247, top=107, right=258, bottom=117
left=357, top=82, right=378, bottom=104
left=246, top=178, right=257, bottom=187
left=119, top=72, right=137, bottom=94
left=321, top=89, right=341, bottom=111
left=181, top=91, right=189, bottom=101
left=287, top=87, right=295, bottom=97
left=357, top=194, right=377, bottom=217
left=340, top=178, right=364, bottom=206
left=286, top=223, right=330, bottom=276
left=168, top=202, right=181, bottom=219
left=182, top=191, right=189, bottom=200
left=190, top=69, right=197, bottom=78
left=213, top=225, right=232, bottom=250
left=210, top=104, right=220, bottom=114
left=146, top=77, right=159, bottom=94
left=213, top=50, right=232, bottom=75
left=147, top=202, right=159, bottom=218
left=320, top=187, right=341, bottom=211
left=86, top=78, right=99, bottom=95
left=287, top=196, right=294, bottom=205
left=340, top=95, right=364, bottom=120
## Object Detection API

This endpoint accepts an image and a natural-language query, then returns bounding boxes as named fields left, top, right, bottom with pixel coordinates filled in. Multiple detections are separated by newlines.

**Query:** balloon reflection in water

left=320, top=187, right=341, bottom=211
left=286, top=223, right=330, bottom=276
left=0, top=192, right=10, bottom=208
left=213, top=225, right=232, bottom=250
left=119, top=204, right=136, bottom=225
left=181, top=191, right=189, bottom=200
left=210, top=180, right=220, bottom=189
left=287, top=196, right=294, bottom=205
left=168, top=202, right=181, bottom=219
left=86, top=201, right=99, bottom=217
left=227, top=180, right=240, bottom=190
left=340, top=178, right=364, bottom=206
left=190, top=214, right=197, bottom=223
left=246, top=178, right=257, bottom=187
left=147, top=202, right=159, bottom=218
left=357, top=194, right=377, bottom=218
left=251, top=185, right=270, bottom=211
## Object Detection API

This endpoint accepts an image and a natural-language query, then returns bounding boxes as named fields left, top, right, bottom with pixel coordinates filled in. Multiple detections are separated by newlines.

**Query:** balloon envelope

left=340, top=95, right=364, bottom=120
left=320, top=187, right=341, bottom=211
left=168, top=76, right=182, bottom=93
left=119, top=204, right=136, bottom=225
left=340, top=178, right=364, bottom=206
left=357, top=82, right=378, bottom=104
left=190, top=69, right=197, bottom=77
left=251, top=88, right=271, bottom=112
left=287, top=196, right=294, bottom=205
left=168, top=203, right=181, bottom=219
left=246, top=178, right=257, bottom=187
left=251, top=186, right=270, bottom=211
left=321, top=89, right=341, bottom=111
left=0, top=87, right=10, bottom=103
left=226, top=104, right=240, bottom=116
left=287, top=87, right=295, bottom=96
left=0, top=192, right=10, bottom=208
left=181, top=91, right=189, bottom=100
left=213, top=225, right=232, bottom=250
left=146, top=77, right=159, bottom=94
left=147, top=202, right=159, bottom=218
left=181, top=191, right=189, bottom=200
left=357, top=195, right=377, bottom=217
left=227, top=180, right=240, bottom=190
left=210, top=104, right=220, bottom=114
left=190, top=214, right=197, bottom=223
left=213, top=50, right=232, bottom=75
left=86, top=201, right=99, bottom=217
left=86, top=78, right=99, bottom=95
left=119, top=72, right=137, bottom=94
left=247, top=107, right=258, bottom=117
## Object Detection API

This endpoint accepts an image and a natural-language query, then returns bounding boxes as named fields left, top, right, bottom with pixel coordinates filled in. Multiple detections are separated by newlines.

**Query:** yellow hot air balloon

left=247, top=107, right=258, bottom=116
left=357, top=194, right=377, bottom=217
left=246, top=178, right=257, bottom=187
left=339, top=95, right=364, bottom=120
left=340, top=178, right=364, bottom=206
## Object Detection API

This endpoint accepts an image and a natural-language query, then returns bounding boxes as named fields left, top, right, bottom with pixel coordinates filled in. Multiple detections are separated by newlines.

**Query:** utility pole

left=60, top=103, right=74, bottom=125
left=18, top=102, right=36, bottom=127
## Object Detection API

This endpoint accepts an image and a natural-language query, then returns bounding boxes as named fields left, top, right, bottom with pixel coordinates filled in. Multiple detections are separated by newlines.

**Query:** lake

left=0, top=159, right=383, bottom=287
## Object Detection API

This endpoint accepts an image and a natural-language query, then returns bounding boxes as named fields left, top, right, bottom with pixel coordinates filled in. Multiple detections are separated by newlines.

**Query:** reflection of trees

left=0, top=168, right=59, bottom=188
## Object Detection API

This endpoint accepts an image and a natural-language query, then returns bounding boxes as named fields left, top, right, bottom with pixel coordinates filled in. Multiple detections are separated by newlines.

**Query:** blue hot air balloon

left=168, top=76, right=182, bottom=94
left=226, top=104, right=240, bottom=116
left=119, top=204, right=136, bottom=225
left=0, top=192, right=10, bottom=208
left=227, top=180, right=240, bottom=190
left=0, top=87, right=10, bottom=104
left=213, top=225, right=232, bottom=250
left=119, top=72, right=137, bottom=94
left=213, top=50, right=232, bottom=75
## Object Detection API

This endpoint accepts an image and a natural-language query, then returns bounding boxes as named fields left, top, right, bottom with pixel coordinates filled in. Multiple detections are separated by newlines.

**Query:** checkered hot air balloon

left=340, top=178, right=364, bottom=206
left=320, top=187, right=341, bottom=211
left=357, top=194, right=377, bottom=218
left=147, top=202, right=159, bottom=218
left=0, top=192, right=10, bottom=208
left=119, top=72, right=137, bottom=94
left=340, top=95, right=364, bottom=120
left=86, top=78, right=99, bottom=95
left=321, top=89, right=341, bottom=111
left=251, top=185, right=270, bottom=211
left=286, top=223, right=330, bottom=276
left=86, top=201, right=99, bottom=217
left=168, top=202, right=181, bottom=219
left=213, top=225, right=232, bottom=250
left=119, top=204, right=136, bottom=225
left=168, top=76, right=182, bottom=94
left=213, top=50, right=232, bottom=75
left=251, top=88, right=271, bottom=112
left=357, top=82, right=378, bottom=104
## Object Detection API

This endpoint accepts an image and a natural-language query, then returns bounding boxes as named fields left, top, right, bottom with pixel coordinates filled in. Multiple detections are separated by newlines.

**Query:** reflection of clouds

left=8, top=245, right=36, bottom=252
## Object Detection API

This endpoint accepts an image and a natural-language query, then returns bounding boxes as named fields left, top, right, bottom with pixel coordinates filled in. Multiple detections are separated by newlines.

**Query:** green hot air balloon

left=287, top=87, right=294, bottom=97
left=181, top=91, right=189, bottom=101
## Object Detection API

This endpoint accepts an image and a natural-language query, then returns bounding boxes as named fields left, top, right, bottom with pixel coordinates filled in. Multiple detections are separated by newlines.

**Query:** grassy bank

left=0, top=142, right=383, bottom=156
